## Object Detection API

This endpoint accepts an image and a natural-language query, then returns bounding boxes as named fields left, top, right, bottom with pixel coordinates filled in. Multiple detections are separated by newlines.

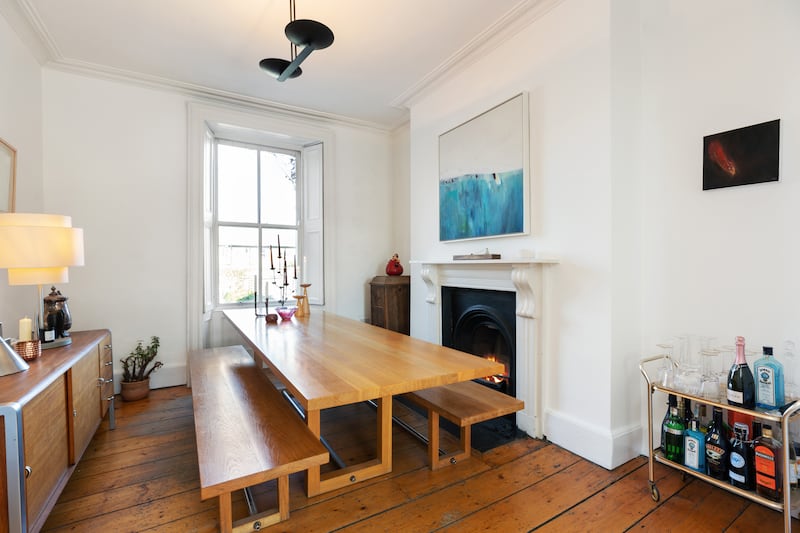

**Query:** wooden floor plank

left=40, top=386, right=800, bottom=532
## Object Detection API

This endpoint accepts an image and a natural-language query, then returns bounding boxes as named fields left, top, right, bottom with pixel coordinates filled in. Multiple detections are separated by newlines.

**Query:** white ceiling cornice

left=391, top=0, right=564, bottom=110
left=45, top=58, right=393, bottom=133
left=0, top=0, right=52, bottom=64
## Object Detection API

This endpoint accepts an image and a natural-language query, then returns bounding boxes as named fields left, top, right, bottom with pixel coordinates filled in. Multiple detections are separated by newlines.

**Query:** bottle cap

left=763, top=346, right=773, bottom=356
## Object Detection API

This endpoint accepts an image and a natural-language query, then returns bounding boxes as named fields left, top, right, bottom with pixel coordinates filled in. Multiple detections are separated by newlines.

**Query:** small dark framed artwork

left=703, top=119, right=780, bottom=190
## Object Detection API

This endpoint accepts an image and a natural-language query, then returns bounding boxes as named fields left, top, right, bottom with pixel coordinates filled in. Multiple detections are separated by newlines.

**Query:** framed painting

left=703, top=119, right=780, bottom=190
left=438, top=93, right=529, bottom=241
left=0, top=138, right=15, bottom=212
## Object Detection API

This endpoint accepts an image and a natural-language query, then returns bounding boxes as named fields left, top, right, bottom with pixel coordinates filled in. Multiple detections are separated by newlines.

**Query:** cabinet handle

left=104, top=361, right=114, bottom=366
left=97, top=377, right=113, bottom=386
left=106, top=395, right=115, bottom=401
left=24, top=466, right=31, bottom=478
left=104, top=344, right=112, bottom=350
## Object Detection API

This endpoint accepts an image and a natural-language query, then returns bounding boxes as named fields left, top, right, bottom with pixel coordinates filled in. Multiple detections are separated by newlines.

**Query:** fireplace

left=442, top=287, right=516, bottom=397
left=414, top=258, right=555, bottom=438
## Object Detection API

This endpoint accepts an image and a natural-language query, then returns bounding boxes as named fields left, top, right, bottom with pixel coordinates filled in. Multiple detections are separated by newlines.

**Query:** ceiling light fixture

left=259, top=0, right=334, bottom=82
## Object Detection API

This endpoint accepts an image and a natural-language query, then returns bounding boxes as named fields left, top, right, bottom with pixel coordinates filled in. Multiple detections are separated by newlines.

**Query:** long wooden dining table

left=223, top=308, right=503, bottom=497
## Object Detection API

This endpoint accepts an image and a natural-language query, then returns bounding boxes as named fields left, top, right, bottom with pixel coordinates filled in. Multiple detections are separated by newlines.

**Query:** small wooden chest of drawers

left=370, top=276, right=410, bottom=335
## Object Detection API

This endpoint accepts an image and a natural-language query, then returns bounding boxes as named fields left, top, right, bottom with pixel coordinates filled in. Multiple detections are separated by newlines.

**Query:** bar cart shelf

left=640, top=354, right=800, bottom=532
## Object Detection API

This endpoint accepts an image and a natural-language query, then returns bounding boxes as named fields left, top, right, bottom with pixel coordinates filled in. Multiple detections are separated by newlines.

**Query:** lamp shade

left=0, top=213, right=85, bottom=286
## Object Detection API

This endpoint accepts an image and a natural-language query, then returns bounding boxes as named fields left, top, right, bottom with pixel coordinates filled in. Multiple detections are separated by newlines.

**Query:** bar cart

left=640, top=354, right=800, bottom=532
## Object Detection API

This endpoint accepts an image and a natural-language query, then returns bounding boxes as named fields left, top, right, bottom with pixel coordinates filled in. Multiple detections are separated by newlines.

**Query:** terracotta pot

left=120, top=377, right=150, bottom=401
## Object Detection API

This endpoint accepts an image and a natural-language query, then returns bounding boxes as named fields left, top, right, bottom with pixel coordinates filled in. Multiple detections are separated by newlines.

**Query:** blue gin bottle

left=755, top=346, right=785, bottom=410
left=683, top=417, right=706, bottom=473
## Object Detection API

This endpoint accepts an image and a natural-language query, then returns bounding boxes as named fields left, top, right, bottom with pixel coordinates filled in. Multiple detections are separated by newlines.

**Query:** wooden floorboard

left=41, top=386, right=800, bottom=532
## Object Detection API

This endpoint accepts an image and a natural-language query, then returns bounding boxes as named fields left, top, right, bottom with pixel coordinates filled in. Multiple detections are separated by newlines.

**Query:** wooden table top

left=223, top=309, right=503, bottom=411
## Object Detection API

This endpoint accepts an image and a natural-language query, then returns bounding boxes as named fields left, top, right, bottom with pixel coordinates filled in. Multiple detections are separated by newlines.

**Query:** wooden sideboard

left=369, top=275, right=410, bottom=335
left=0, top=330, right=113, bottom=533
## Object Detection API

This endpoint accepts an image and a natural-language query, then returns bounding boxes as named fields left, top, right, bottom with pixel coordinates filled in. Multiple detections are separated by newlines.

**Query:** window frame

left=212, top=137, right=302, bottom=309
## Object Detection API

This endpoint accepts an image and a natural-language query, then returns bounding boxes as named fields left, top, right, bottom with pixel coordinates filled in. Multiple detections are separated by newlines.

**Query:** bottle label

left=665, top=427, right=684, bottom=436
left=727, top=389, right=744, bottom=404
left=757, top=366, right=776, bottom=406
left=730, top=470, right=746, bottom=483
left=756, top=472, right=777, bottom=490
left=730, top=451, right=746, bottom=469
left=43, top=329, right=55, bottom=342
left=755, top=445, right=776, bottom=476
left=684, top=435, right=700, bottom=469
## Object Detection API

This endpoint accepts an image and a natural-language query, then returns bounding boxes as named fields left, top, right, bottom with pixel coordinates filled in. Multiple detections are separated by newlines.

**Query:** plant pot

left=120, top=378, right=150, bottom=401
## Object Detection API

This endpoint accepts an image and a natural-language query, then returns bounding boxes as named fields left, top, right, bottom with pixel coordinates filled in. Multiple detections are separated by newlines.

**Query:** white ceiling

left=5, top=0, right=552, bottom=130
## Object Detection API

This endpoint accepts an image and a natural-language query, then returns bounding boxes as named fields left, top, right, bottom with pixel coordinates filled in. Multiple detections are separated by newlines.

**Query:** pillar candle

left=19, top=316, right=32, bottom=342
left=293, top=255, right=297, bottom=279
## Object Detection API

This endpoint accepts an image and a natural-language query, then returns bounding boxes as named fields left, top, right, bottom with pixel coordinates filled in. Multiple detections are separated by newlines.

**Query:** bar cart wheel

left=649, top=481, right=660, bottom=502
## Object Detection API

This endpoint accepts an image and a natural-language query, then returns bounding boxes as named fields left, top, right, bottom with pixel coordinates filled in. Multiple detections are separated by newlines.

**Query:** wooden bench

left=188, top=345, right=329, bottom=532
left=404, top=380, right=524, bottom=470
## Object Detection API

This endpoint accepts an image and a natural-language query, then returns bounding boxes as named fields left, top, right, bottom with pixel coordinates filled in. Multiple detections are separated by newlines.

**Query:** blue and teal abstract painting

left=439, top=168, right=524, bottom=241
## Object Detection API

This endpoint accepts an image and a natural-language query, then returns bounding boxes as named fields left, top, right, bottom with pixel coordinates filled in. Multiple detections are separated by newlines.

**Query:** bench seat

left=404, top=380, right=524, bottom=470
left=189, top=345, right=328, bottom=532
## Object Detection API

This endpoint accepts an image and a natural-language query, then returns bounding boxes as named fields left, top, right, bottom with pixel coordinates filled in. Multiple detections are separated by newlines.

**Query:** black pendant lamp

left=259, top=0, right=334, bottom=82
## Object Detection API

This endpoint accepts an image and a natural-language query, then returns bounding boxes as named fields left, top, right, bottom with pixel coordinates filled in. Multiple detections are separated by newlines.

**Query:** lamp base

left=42, top=336, right=73, bottom=350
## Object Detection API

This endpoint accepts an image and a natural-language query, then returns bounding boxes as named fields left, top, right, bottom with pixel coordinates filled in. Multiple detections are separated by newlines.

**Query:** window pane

left=260, top=151, right=297, bottom=225
left=262, top=229, right=298, bottom=304
left=218, top=226, right=259, bottom=304
left=218, top=144, right=258, bottom=223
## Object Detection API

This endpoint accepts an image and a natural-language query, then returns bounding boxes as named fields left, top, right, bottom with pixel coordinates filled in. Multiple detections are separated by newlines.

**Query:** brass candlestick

left=293, top=295, right=306, bottom=317
left=300, top=283, right=311, bottom=315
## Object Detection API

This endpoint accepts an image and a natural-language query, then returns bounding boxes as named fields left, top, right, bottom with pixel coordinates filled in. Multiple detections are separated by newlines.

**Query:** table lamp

left=0, top=213, right=84, bottom=355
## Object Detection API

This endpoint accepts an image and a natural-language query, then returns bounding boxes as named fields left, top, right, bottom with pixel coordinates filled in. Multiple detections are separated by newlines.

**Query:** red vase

left=386, top=260, right=403, bottom=276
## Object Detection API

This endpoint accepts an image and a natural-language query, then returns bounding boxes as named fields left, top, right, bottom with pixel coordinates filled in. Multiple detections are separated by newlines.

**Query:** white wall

left=639, top=1, right=800, bottom=442
left=0, top=9, right=45, bottom=332
left=408, top=0, right=620, bottom=467
left=409, top=0, right=800, bottom=469
left=40, top=69, right=396, bottom=388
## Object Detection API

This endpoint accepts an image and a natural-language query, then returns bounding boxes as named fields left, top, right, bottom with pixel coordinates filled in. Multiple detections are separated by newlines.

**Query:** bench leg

left=427, top=409, right=472, bottom=470
left=229, top=477, right=289, bottom=532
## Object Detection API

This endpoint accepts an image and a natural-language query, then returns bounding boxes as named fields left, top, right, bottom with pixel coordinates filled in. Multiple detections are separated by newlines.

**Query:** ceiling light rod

left=258, top=0, right=334, bottom=82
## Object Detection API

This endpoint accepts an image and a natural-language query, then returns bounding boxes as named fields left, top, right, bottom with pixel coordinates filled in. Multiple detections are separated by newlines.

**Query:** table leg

left=308, top=395, right=394, bottom=496
left=305, top=408, right=322, bottom=496
left=376, top=395, right=392, bottom=471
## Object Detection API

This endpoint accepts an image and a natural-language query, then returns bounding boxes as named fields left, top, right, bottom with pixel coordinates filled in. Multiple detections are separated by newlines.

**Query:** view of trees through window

left=216, top=141, right=300, bottom=306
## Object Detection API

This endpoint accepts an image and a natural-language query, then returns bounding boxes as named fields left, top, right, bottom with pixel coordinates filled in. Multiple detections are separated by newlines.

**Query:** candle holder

left=300, top=283, right=311, bottom=316
left=293, top=295, right=306, bottom=317
left=15, top=340, right=41, bottom=361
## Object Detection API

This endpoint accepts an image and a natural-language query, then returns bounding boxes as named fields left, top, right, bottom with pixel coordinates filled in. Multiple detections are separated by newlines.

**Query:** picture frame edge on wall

left=438, top=92, right=530, bottom=242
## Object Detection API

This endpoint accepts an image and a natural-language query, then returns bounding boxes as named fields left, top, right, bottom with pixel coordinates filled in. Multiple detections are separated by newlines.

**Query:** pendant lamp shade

left=259, top=1, right=334, bottom=82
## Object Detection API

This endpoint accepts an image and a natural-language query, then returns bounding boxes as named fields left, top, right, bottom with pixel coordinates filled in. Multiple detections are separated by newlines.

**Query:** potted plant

left=120, top=336, right=162, bottom=401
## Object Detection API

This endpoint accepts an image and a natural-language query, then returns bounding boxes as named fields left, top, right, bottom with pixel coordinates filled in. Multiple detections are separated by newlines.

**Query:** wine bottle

left=728, top=423, right=753, bottom=490
left=661, top=394, right=677, bottom=452
left=705, top=406, right=729, bottom=480
left=664, top=405, right=685, bottom=463
left=727, top=336, right=755, bottom=409
left=754, top=345, right=785, bottom=410
left=754, top=424, right=782, bottom=501
left=684, top=417, right=706, bottom=473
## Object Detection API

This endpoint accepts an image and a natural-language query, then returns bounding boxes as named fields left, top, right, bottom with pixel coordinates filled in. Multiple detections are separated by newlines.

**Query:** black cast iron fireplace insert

left=440, top=286, right=521, bottom=450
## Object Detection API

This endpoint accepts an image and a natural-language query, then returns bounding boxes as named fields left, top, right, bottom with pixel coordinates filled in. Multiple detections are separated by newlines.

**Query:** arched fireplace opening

left=441, top=286, right=520, bottom=449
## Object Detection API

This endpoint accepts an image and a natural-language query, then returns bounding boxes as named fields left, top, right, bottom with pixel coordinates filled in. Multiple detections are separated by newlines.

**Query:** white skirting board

left=544, top=408, right=641, bottom=470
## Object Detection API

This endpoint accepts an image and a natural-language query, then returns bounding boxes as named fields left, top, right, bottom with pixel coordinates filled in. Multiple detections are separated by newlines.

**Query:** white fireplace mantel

left=411, top=258, right=556, bottom=438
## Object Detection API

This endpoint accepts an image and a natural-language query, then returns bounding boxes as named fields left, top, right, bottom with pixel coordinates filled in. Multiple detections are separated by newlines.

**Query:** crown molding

left=0, top=0, right=57, bottom=64
left=390, top=0, right=564, bottom=110
left=46, top=57, right=392, bottom=133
